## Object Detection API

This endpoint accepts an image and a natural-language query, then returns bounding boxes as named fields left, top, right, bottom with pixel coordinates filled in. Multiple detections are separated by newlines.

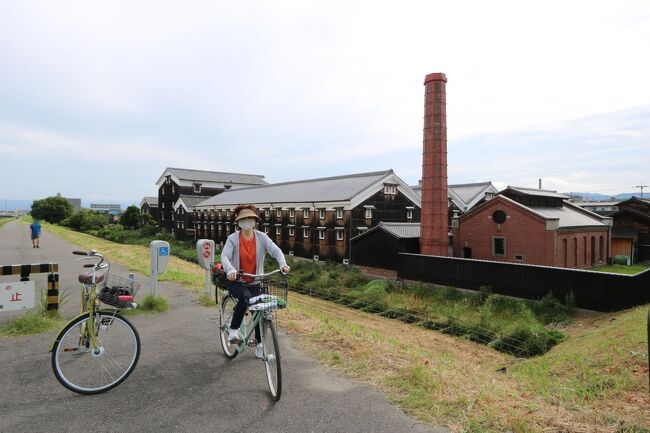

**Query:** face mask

left=238, top=218, right=255, bottom=230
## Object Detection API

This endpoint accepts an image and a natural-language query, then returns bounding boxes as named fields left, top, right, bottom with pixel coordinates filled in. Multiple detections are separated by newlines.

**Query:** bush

left=490, top=324, right=566, bottom=357
left=62, top=209, right=107, bottom=231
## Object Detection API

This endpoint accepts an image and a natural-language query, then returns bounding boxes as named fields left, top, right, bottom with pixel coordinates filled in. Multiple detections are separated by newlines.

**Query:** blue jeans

left=226, top=281, right=262, bottom=342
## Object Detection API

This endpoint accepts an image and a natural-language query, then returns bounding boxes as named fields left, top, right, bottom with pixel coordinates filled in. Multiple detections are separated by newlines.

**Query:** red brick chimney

left=420, top=72, right=448, bottom=256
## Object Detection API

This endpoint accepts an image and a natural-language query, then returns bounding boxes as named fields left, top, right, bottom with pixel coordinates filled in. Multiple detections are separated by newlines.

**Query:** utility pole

left=635, top=184, right=648, bottom=198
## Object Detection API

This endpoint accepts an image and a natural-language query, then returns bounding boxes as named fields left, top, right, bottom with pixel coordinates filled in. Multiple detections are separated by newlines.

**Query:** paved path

left=0, top=220, right=448, bottom=433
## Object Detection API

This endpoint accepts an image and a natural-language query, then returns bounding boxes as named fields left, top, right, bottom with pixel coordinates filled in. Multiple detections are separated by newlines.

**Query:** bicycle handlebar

left=239, top=269, right=288, bottom=279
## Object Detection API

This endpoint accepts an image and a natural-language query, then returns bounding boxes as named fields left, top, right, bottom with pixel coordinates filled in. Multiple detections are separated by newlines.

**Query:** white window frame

left=265, top=209, right=270, bottom=218
left=193, top=183, right=201, bottom=194
left=336, top=208, right=343, bottom=219
left=407, top=209, right=413, bottom=220
left=303, top=209, right=310, bottom=220
left=303, top=228, right=309, bottom=238
left=384, top=184, right=397, bottom=195
left=289, top=209, right=295, bottom=218
left=319, top=209, right=325, bottom=219
left=336, top=230, right=344, bottom=241
left=365, top=209, right=372, bottom=219
left=318, top=229, right=325, bottom=240
left=264, top=226, right=269, bottom=234
left=289, top=227, right=295, bottom=237
left=275, top=226, right=281, bottom=236
left=276, top=209, right=282, bottom=218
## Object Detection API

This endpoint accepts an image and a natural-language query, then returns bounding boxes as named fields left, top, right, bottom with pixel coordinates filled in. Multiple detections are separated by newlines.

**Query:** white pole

left=204, top=269, right=211, bottom=299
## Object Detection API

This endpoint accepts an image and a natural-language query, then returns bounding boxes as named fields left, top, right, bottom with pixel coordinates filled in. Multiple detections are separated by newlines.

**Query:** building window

left=276, top=226, right=281, bottom=236
left=303, top=228, right=309, bottom=238
left=303, top=209, right=310, bottom=220
left=318, top=229, right=325, bottom=240
left=493, top=237, right=506, bottom=256
left=226, top=210, right=230, bottom=218
left=172, top=184, right=175, bottom=194
left=276, top=209, right=282, bottom=218
left=365, top=209, right=372, bottom=219
left=406, top=209, right=413, bottom=220
left=514, top=254, right=524, bottom=262
left=289, top=209, right=294, bottom=218
left=166, top=175, right=171, bottom=184
left=336, top=208, right=343, bottom=219
left=265, top=209, right=270, bottom=218
left=193, top=183, right=202, bottom=194
left=384, top=184, right=397, bottom=195
left=319, top=209, right=325, bottom=219
left=264, top=226, right=269, bottom=234
left=289, top=228, right=295, bottom=237
left=336, top=230, right=344, bottom=241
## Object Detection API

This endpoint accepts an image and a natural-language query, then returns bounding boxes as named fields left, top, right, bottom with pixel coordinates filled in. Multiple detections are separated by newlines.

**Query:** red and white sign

left=0, top=281, right=35, bottom=313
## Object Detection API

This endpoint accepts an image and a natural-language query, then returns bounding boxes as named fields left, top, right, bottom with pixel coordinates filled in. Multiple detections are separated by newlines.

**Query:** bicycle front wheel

left=51, top=312, right=140, bottom=395
left=262, top=318, right=282, bottom=401
left=219, top=295, right=239, bottom=359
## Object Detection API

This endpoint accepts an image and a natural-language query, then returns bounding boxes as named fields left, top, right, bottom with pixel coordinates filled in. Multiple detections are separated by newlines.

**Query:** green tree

left=31, top=196, right=74, bottom=223
left=139, top=212, right=156, bottom=227
left=61, top=209, right=107, bottom=231
left=119, top=205, right=140, bottom=229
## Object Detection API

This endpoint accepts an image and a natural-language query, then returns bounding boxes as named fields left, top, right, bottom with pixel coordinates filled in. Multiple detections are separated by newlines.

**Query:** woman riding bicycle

left=221, top=204, right=290, bottom=359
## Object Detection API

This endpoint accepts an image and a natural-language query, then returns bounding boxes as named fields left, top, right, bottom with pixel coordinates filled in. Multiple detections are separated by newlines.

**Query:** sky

left=0, top=0, right=649, bottom=206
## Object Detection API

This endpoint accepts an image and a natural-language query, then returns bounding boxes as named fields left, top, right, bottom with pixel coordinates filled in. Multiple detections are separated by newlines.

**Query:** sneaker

left=36, top=245, right=39, bottom=248
left=255, top=343, right=264, bottom=359
left=228, top=328, right=242, bottom=343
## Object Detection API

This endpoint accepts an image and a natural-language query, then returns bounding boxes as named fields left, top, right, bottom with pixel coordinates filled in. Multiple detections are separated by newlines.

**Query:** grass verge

left=283, top=293, right=649, bottom=432
left=591, top=263, right=650, bottom=275
left=122, top=295, right=170, bottom=316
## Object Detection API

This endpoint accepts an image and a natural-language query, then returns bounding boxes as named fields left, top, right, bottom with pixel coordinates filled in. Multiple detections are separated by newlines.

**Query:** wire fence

left=288, top=283, right=532, bottom=358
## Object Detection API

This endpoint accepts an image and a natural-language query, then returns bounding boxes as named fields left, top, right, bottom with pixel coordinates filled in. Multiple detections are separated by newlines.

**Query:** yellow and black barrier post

left=1, top=263, right=60, bottom=311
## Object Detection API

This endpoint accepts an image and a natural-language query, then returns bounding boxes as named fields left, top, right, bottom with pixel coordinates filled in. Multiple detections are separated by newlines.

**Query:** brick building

left=451, top=187, right=612, bottom=268
left=192, top=170, right=421, bottom=262
left=156, top=168, right=266, bottom=234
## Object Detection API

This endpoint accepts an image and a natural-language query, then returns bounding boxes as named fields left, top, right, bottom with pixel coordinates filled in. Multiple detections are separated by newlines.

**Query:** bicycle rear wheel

left=219, top=295, right=239, bottom=359
left=51, top=312, right=140, bottom=395
left=262, top=318, right=282, bottom=401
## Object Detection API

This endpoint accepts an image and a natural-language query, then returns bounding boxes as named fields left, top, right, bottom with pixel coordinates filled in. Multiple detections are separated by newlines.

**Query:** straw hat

left=235, top=208, right=260, bottom=221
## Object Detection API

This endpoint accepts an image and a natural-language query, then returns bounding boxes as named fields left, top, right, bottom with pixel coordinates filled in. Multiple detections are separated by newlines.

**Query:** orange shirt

left=239, top=233, right=257, bottom=282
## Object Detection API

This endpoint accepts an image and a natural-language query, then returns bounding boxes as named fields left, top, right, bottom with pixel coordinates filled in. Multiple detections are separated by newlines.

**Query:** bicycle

left=50, top=250, right=141, bottom=395
left=214, top=269, right=288, bottom=401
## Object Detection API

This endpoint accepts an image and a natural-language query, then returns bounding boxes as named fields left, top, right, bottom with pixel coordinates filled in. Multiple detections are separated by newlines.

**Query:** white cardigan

left=221, top=230, right=288, bottom=277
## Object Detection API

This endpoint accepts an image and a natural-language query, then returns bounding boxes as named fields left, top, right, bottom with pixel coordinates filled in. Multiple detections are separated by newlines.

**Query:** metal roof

left=197, top=170, right=394, bottom=207
left=141, top=197, right=159, bottom=206
left=504, top=186, right=569, bottom=199
left=160, top=167, right=267, bottom=186
left=411, top=181, right=497, bottom=212
left=176, top=195, right=214, bottom=209
left=352, top=222, right=421, bottom=241
left=528, top=206, right=608, bottom=228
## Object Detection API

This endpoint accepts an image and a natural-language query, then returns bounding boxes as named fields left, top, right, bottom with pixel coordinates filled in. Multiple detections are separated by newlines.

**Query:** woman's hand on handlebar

left=227, top=271, right=238, bottom=281
left=281, top=265, right=290, bottom=274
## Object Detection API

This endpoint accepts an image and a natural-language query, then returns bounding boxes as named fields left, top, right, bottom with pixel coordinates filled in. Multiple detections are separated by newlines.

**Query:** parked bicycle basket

left=98, top=274, right=141, bottom=308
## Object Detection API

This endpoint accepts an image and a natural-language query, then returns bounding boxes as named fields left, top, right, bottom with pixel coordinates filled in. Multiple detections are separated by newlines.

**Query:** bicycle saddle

left=78, top=273, right=105, bottom=284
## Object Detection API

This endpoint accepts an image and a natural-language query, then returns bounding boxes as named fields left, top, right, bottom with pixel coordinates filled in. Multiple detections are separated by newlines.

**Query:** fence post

left=47, top=273, right=59, bottom=311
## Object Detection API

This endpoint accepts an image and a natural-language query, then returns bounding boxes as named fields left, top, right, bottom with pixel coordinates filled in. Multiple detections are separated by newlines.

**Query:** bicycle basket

left=98, top=274, right=141, bottom=308
left=250, top=277, right=288, bottom=311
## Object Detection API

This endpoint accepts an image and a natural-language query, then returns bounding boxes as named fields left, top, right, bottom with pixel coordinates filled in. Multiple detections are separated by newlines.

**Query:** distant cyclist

left=29, top=219, right=42, bottom=248
left=221, top=205, right=290, bottom=358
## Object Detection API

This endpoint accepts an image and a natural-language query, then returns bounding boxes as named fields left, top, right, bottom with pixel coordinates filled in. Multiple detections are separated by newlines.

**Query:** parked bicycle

left=214, top=268, right=288, bottom=401
left=50, top=250, right=141, bottom=394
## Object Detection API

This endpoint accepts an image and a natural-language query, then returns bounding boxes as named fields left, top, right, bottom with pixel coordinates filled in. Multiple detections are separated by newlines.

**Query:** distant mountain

left=0, top=199, right=32, bottom=211
left=563, top=192, right=645, bottom=201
